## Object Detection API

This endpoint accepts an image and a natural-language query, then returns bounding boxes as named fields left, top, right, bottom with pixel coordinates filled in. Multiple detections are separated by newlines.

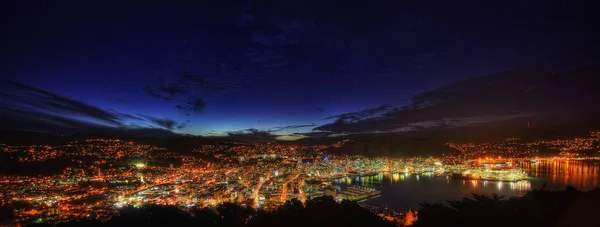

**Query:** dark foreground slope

left=414, top=187, right=600, bottom=227
left=18, top=197, right=394, bottom=227
left=5, top=188, right=599, bottom=227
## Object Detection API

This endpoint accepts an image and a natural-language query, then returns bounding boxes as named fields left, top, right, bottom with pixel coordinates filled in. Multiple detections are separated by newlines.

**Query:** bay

left=338, top=160, right=600, bottom=211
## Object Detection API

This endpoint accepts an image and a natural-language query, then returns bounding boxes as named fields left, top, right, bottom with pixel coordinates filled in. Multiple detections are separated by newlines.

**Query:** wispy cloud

left=270, top=124, right=317, bottom=132
left=324, top=105, right=390, bottom=123
left=3, top=81, right=129, bottom=126
left=222, top=123, right=320, bottom=141
left=314, top=64, right=594, bottom=135
left=143, top=116, right=186, bottom=131
left=291, top=131, right=334, bottom=138
left=1, top=81, right=186, bottom=136
left=226, top=128, right=278, bottom=141
left=175, top=97, right=207, bottom=112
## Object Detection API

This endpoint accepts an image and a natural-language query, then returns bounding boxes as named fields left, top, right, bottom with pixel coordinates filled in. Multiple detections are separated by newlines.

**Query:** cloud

left=291, top=131, right=334, bottom=138
left=1, top=81, right=186, bottom=136
left=175, top=97, right=207, bottom=112
left=226, top=128, right=278, bottom=141
left=145, top=117, right=187, bottom=131
left=0, top=105, right=180, bottom=138
left=143, top=80, right=187, bottom=100
left=142, top=72, right=221, bottom=112
left=223, top=124, right=321, bottom=141
left=144, top=117, right=184, bottom=131
left=143, top=2, right=433, bottom=106
left=225, top=1, right=438, bottom=84
left=314, top=62, right=600, bottom=135
left=1, top=105, right=118, bottom=133
left=119, top=113, right=145, bottom=121
left=275, top=135, right=306, bottom=141
left=324, top=105, right=390, bottom=123
left=3, top=81, right=127, bottom=126
left=142, top=83, right=187, bottom=101
left=270, top=124, right=317, bottom=132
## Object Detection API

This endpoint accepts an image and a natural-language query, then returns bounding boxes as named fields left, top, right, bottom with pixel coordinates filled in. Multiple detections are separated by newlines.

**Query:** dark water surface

left=340, top=160, right=600, bottom=211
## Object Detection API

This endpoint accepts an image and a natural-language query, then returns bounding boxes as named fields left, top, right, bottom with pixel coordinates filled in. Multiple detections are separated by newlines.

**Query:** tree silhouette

left=217, top=202, right=255, bottom=226
left=24, top=189, right=600, bottom=227
left=0, top=205, right=15, bottom=226
left=248, top=197, right=395, bottom=227
left=412, top=187, right=600, bottom=227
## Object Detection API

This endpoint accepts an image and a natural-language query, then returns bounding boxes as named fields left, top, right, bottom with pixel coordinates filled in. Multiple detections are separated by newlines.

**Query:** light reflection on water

left=337, top=160, right=600, bottom=211
left=521, top=160, right=600, bottom=190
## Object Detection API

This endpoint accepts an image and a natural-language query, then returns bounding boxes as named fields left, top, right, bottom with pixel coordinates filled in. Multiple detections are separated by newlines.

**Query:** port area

left=303, top=173, right=383, bottom=203
left=337, top=185, right=383, bottom=201
left=451, top=167, right=528, bottom=182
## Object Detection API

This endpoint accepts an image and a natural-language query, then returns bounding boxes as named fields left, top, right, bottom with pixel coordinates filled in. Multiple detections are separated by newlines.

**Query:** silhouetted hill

left=323, top=117, right=600, bottom=157
left=25, top=197, right=395, bottom=227
left=0, top=130, right=241, bottom=157
left=413, top=187, right=600, bottom=227
left=0, top=130, right=66, bottom=145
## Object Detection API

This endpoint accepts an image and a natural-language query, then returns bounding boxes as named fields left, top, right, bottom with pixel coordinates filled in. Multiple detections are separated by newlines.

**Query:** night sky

left=2, top=1, right=597, bottom=140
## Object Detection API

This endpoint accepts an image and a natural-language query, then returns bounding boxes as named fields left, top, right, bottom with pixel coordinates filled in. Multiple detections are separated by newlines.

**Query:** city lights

left=1, top=132, right=599, bottom=225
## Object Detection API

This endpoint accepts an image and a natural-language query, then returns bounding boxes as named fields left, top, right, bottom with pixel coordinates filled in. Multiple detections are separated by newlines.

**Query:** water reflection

left=458, top=179, right=532, bottom=191
left=521, top=160, right=600, bottom=190
left=341, top=160, right=600, bottom=211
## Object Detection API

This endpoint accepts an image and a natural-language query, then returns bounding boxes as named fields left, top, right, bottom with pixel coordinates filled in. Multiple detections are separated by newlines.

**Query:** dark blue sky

left=2, top=0, right=595, bottom=139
